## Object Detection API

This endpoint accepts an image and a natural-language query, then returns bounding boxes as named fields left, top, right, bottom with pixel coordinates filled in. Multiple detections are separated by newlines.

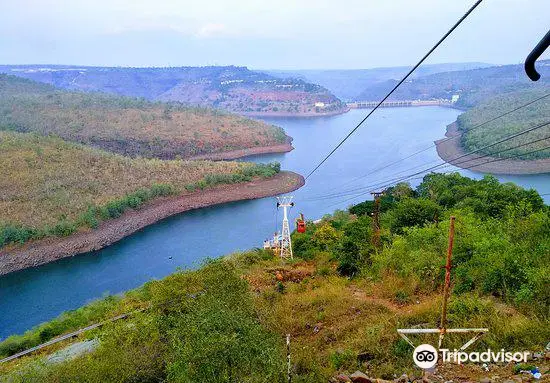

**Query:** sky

left=0, top=0, right=548, bottom=69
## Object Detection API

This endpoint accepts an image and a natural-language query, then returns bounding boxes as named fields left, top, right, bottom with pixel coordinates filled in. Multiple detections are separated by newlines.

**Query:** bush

left=151, top=261, right=285, bottom=383
left=386, top=198, right=441, bottom=233
left=292, top=230, right=317, bottom=259
left=48, top=220, right=77, bottom=237
left=78, top=206, right=99, bottom=228
left=0, top=295, right=121, bottom=359
left=418, top=173, right=544, bottom=218
left=349, top=195, right=395, bottom=216
left=0, top=224, right=38, bottom=247
left=336, top=238, right=361, bottom=277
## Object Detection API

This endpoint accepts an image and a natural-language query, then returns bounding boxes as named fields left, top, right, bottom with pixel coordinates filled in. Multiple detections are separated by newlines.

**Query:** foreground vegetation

left=0, top=131, right=280, bottom=249
left=0, top=74, right=287, bottom=159
left=1, top=173, right=548, bottom=382
left=457, top=88, right=550, bottom=160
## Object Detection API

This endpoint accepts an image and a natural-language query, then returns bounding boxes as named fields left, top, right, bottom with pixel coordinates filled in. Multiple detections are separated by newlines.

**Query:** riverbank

left=0, top=171, right=305, bottom=275
left=188, top=141, right=293, bottom=161
left=2, top=177, right=548, bottom=381
left=242, top=106, right=350, bottom=118
left=435, top=121, right=550, bottom=174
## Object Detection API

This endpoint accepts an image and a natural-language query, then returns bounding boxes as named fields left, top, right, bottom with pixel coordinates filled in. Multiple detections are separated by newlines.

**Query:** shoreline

left=0, top=171, right=305, bottom=276
left=435, top=121, right=550, bottom=175
left=241, top=107, right=350, bottom=118
left=188, top=141, right=293, bottom=161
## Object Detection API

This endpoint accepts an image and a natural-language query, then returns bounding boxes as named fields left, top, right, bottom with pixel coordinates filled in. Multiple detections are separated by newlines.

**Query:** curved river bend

left=1, top=107, right=548, bottom=339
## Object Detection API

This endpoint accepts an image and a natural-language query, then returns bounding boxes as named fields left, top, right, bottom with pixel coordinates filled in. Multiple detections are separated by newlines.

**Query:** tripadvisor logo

left=413, top=344, right=438, bottom=369
left=413, top=344, right=530, bottom=369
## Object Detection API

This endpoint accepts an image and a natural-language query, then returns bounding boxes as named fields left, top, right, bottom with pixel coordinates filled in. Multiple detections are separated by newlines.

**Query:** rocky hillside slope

left=0, top=65, right=347, bottom=117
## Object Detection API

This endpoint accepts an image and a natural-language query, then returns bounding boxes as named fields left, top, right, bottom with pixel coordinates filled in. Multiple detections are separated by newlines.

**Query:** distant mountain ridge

left=354, top=61, right=550, bottom=108
left=265, top=62, right=492, bottom=100
left=0, top=65, right=347, bottom=117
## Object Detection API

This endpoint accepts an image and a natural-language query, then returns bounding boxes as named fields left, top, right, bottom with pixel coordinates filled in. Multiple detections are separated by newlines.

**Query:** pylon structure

left=276, top=196, right=294, bottom=259
left=370, top=191, right=384, bottom=249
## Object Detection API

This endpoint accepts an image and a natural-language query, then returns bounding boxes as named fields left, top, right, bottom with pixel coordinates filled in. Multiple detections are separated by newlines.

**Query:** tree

left=386, top=198, right=441, bottom=233
left=336, top=238, right=361, bottom=277
left=312, top=222, right=342, bottom=251
left=389, top=182, right=414, bottom=200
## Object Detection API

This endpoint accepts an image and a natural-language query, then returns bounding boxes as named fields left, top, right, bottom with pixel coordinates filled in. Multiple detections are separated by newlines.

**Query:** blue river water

left=1, top=107, right=548, bottom=339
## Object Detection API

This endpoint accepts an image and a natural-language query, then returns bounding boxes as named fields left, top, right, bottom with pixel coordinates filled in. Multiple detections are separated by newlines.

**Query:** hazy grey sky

left=1, top=0, right=548, bottom=69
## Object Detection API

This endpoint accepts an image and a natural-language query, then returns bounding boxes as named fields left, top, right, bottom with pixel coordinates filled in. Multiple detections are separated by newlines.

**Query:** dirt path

left=0, top=171, right=305, bottom=275
left=435, top=122, right=550, bottom=174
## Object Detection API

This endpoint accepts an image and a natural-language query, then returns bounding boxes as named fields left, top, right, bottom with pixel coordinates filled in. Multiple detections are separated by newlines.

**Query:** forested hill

left=457, top=87, right=550, bottom=160
left=355, top=61, right=550, bottom=107
left=0, top=74, right=288, bottom=159
left=0, top=65, right=346, bottom=116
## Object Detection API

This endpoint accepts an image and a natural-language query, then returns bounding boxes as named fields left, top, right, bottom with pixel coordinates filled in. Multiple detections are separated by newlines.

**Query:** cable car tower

left=276, top=196, right=294, bottom=259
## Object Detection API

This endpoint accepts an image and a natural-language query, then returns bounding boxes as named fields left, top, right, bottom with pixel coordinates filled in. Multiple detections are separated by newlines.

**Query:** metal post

left=439, top=216, right=455, bottom=348
left=370, top=191, right=384, bottom=249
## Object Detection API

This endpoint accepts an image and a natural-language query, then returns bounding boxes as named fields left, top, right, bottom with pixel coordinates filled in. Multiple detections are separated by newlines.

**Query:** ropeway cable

left=326, top=142, right=550, bottom=209
left=306, top=120, right=550, bottom=201
left=303, top=0, right=484, bottom=181
left=324, top=92, right=550, bottom=194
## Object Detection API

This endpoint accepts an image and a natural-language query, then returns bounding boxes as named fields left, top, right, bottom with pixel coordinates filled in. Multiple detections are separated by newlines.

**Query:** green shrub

left=336, top=238, right=361, bottom=277
left=0, top=224, right=38, bottom=246
left=48, top=220, right=77, bottom=237
left=386, top=197, right=441, bottom=234
left=78, top=206, right=99, bottom=229
left=151, top=261, right=285, bottom=383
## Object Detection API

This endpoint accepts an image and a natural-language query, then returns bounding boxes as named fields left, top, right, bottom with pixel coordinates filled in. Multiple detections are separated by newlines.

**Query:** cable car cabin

left=296, top=213, right=306, bottom=233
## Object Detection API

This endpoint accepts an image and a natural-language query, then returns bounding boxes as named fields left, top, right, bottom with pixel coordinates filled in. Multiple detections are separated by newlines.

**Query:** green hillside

left=1, top=174, right=548, bottom=382
left=0, top=131, right=280, bottom=249
left=0, top=75, right=287, bottom=159
left=457, top=88, right=550, bottom=160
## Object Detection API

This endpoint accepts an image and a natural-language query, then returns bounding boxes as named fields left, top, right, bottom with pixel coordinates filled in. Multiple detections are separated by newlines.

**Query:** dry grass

left=232, top=253, right=549, bottom=380
left=0, top=131, right=250, bottom=228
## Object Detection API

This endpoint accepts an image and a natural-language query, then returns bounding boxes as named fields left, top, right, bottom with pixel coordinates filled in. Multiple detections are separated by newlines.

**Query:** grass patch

left=0, top=74, right=287, bottom=159
left=0, top=131, right=280, bottom=248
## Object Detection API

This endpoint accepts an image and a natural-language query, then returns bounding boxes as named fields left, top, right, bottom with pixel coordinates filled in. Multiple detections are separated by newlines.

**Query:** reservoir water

left=1, top=107, right=549, bottom=339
